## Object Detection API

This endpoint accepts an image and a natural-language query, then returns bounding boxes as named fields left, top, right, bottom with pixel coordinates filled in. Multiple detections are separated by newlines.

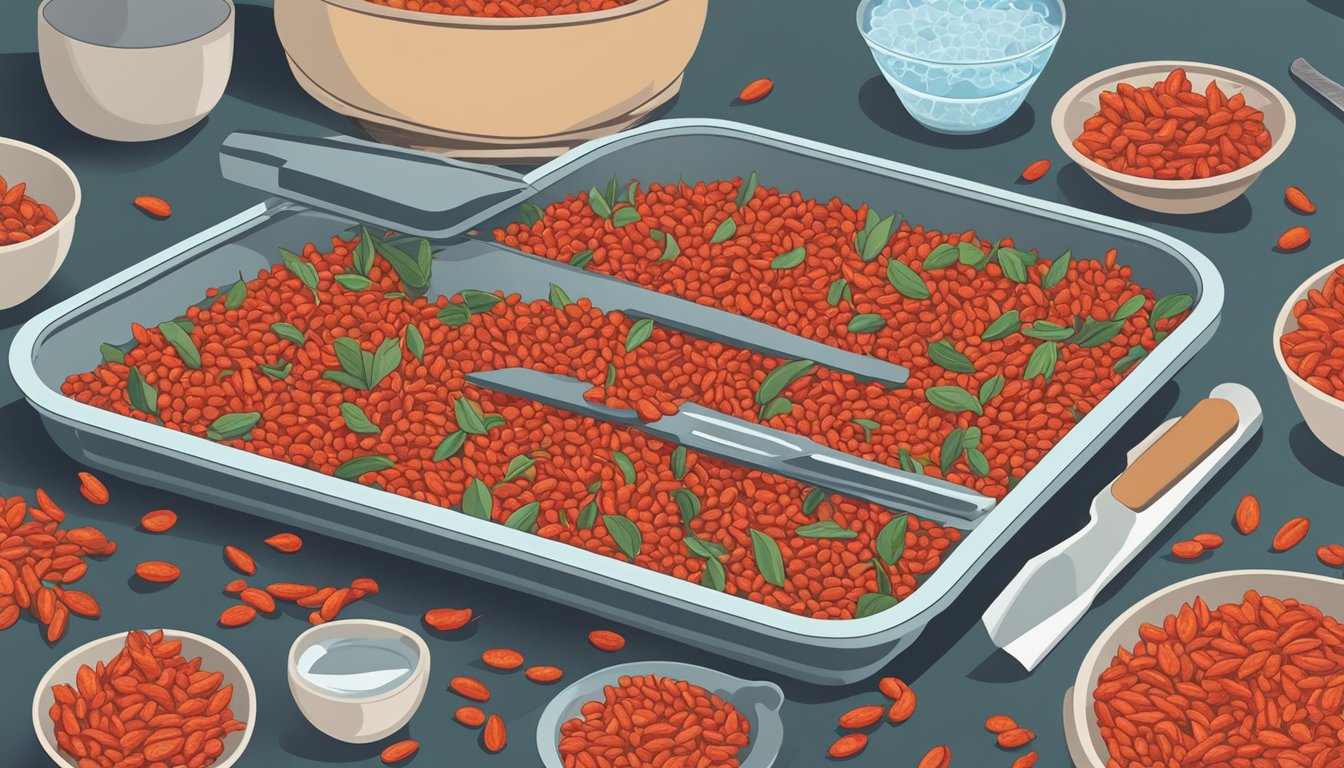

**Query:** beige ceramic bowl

left=0, top=137, right=79, bottom=309
left=33, top=629, right=256, bottom=768
left=1273, top=258, right=1344, bottom=456
left=1065, top=570, right=1344, bottom=766
left=1053, top=61, right=1295, bottom=214
left=274, top=0, right=708, bottom=160
left=38, top=0, right=235, bottom=142
left=288, top=619, right=431, bottom=744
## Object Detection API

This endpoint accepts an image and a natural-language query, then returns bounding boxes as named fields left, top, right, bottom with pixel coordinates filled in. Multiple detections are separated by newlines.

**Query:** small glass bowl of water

left=857, top=0, right=1065, bottom=134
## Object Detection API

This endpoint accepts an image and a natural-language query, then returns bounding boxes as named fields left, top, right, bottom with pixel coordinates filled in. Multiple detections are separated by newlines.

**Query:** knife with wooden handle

left=982, top=383, right=1262, bottom=671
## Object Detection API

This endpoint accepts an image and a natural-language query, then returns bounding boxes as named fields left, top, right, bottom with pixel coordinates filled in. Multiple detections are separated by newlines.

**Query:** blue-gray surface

left=1, top=1, right=1342, bottom=765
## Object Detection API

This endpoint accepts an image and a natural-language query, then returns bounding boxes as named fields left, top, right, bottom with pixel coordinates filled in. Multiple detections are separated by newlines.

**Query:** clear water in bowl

left=860, top=0, right=1064, bottom=134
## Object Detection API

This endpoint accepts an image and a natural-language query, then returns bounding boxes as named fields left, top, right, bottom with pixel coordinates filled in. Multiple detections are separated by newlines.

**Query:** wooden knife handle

left=1110, top=398, right=1240, bottom=512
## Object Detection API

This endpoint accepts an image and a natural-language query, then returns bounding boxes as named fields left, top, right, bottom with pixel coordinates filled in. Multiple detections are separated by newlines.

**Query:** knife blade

left=982, top=383, right=1262, bottom=671
left=465, top=367, right=994, bottom=527
left=1291, top=58, right=1344, bottom=115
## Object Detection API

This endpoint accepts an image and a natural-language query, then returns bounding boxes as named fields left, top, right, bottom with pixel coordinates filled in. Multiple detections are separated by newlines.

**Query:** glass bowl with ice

left=858, top=0, right=1065, bottom=134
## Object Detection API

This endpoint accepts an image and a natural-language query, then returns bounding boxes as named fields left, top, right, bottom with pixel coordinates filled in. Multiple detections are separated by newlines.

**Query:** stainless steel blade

left=1291, top=58, right=1344, bottom=114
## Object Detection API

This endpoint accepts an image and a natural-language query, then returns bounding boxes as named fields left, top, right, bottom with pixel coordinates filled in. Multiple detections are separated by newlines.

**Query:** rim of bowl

left=0, top=136, right=80, bottom=254
left=33, top=629, right=257, bottom=768
left=287, top=619, right=431, bottom=705
left=304, top=0, right=681, bottom=29
left=855, top=0, right=1066, bottom=67
left=1052, top=60, right=1296, bottom=191
left=38, top=0, right=235, bottom=50
left=1070, top=570, right=1344, bottom=766
left=1271, top=257, right=1344, bottom=411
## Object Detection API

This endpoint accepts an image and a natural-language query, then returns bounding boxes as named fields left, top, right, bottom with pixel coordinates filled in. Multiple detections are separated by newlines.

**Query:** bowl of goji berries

left=0, top=137, right=79, bottom=309
left=1274, top=258, right=1344, bottom=456
left=33, top=628, right=255, bottom=768
left=536, top=661, right=785, bottom=768
left=1052, top=61, right=1294, bottom=214
left=1066, top=570, right=1344, bottom=767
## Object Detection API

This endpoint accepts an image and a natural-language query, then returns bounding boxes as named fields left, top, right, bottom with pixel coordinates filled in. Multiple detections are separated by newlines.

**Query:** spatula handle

left=1109, top=397, right=1239, bottom=511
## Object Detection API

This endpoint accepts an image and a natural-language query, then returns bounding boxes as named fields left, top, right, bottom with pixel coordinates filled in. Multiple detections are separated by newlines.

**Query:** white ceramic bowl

left=33, top=629, right=256, bottom=768
left=287, top=619, right=430, bottom=744
left=1273, top=258, right=1344, bottom=456
left=274, top=0, right=707, bottom=160
left=38, top=0, right=235, bottom=142
left=1065, top=570, right=1344, bottom=767
left=1053, top=61, right=1294, bottom=214
left=0, top=137, right=79, bottom=309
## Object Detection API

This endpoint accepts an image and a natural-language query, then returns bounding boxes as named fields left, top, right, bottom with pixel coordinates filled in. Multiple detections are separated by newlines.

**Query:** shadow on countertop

left=1290, top=422, right=1344, bottom=488
left=856, top=75, right=1035, bottom=150
left=1305, top=0, right=1344, bottom=20
left=1054, top=163, right=1253, bottom=234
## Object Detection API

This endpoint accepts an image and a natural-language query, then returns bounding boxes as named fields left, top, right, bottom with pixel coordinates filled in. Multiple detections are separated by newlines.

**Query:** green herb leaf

left=340, top=402, right=380, bottom=434
left=750, top=529, right=786, bottom=587
left=271, top=322, right=305, bottom=346
left=611, top=206, right=642, bottom=228
left=1071, top=318, right=1126, bottom=348
left=685, top=533, right=728, bottom=560
left=710, top=217, right=737, bottom=244
left=859, top=212, right=900, bottom=262
left=958, top=242, right=988, bottom=269
left=671, top=488, right=701, bottom=524
left=259, top=360, right=291, bottom=380
left=1042, top=249, right=1072, bottom=289
left=982, top=310, right=1021, bottom=342
left=1115, top=345, right=1149, bottom=374
left=604, top=175, right=619, bottom=208
left=384, top=292, right=406, bottom=299
left=759, top=396, right=793, bottom=420
left=127, top=367, right=158, bottom=416
left=604, top=515, right=642, bottom=562
left=588, top=187, right=612, bottom=219
left=1025, top=342, right=1059, bottom=382
left=1113, top=294, right=1146, bottom=321
left=855, top=592, right=900, bottom=618
left=877, top=514, right=909, bottom=566
left=224, top=276, right=247, bottom=310
left=353, top=227, right=375, bottom=275
left=577, top=499, right=599, bottom=530
left=334, top=273, right=372, bottom=291
left=996, top=247, right=1032, bottom=283
left=625, top=318, right=654, bottom=351
left=405, top=324, right=424, bottom=362
left=926, top=385, right=983, bottom=415
left=461, top=478, right=493, bottom=520
left=979, top=374, right=1006, bottom=405
left=770, top=246, right=807, bottom=270
left=940, top=428, right=965, bottom=474
left=368, top=338, right=402, bottom=388
left=1023, top=320, right=1075, bottom=341
left=966, top=447, right=990, bottom=477
left=928, top=339, right=975, bottom=373
left=853, top=417, right=880, bottom=442
left=612, top=451, right=637, bottom=484
left=501, top=455, right=536, bottom=484
left=157, top=321, right=201, bottom=370
left=701, top=556, right=726, bottom=591
left=437, top=303, right=472, bottom=327
left=206, top=411, right=260, bottom=441
left=886, top=259, right=931, bottom=299
left=570, top=249, right=595, bottom=269
left=549, top=283, right=573, bottom=309
left=433, top=431, right=466, bottom=461
left=456, top=290, right=500, bottom=314
left=505, top=502, right=541, bottom=532
left=802, top=487, right=829, bottom=516
left=374, top=235, right=432, bottom=293
left=1151, top=293, right=1194, bottom=329
left=335, top=455, right=395, bottom=481
left=923, top=243, right=959, bottom=270
left=670, top=446, right=687, bottom=480
left=100, top=342, right=126, bottom=364
left=847, top=314, right=886, bottom=334
left=651, top=230, right=681, bottom=262
left=797, top=520, right=858, bottom=539
left=735, top=171, right=758, bottom=208
left=898, top=449, right=924, bottom=475
left=604, top=363, right=617, bottom=388
left=826, top=278, right=849, bottom=307
left=455, top=397, right=489, bottom=435
left=280, top=248, right=322, bottom=304
left=756, top=359, right=815, bottom=404
left=520, top=202, right=545, bottom=226
left=622, top=181, right=639, bottom=205
left=873, top=559, right=893, bottom=595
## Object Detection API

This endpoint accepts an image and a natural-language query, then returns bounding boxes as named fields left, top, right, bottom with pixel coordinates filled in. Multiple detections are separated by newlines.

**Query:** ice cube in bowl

left=857, top=0, right=1065, bottom=134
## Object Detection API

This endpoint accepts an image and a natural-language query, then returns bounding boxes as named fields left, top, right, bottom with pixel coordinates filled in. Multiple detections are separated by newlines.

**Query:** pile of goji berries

left=1094, top=591, right=1344, bottom=768
left=63, top=176, right=1187, bottom=620
left=360, top=0, right=632, bottom=16
left=48, top=629, right=247, bottom=767
left=1281, top=261, right=1344, bottom=400
left=0, top=173, right=60, bottom=246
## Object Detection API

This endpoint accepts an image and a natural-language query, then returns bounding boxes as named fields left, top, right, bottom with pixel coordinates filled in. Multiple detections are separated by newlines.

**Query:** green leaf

left=127, top=367, right=158, bottom=415
left=604, top=515, right=642, bottom=562
left=847, top=314, right=886, bottom=334
left=461, top=478, right=493, bottom=520
left=1042, top=249, right=1072, bottom=289
left=621, top=181, right=639, bottom=205
left=928, top=339, right=975, bottom=373
left=852, top=417, right=880, bottom=442
left=335, top=273, right=372, bottom=291
left=700, top=556, right=726, bottom=591
left=756, top=359, right=815, bottom=404
left=271, top=322, right=305, bottom=346
left=670, top=446, right=687, bottom=480
left=926, top=385, right=983, bottom=415
left=280, top=248, right=321, bottom=304
left=369, top=338, right=402, bottom=388
left=405, top=324, right=424, bottom=362
left=710, top=217, right=737, bottom=244
left=923, top=243, right=959, bottom=270
left=982, top=310, right=1021, bottom=342
left=588, top=186, right=613, bottom=219
left=855, top=592, right=900, bottom=618
left=1151, top=293, right=1194, bottom=328
left=612, top=451, right=637, bottom=484
left=437, top=303, right=472, bottom=327
left=826, top=278, right=849, bottom=307
left=549, top=283, right=573, bottom=309
left=384, top=292, right=406, bottom=299
left=455, top=397, right=489, bottom=435
left=605, top=175, right=619, bottom=209
left=505, top=502, right=541, bottom=532
left=966, top=447, right=990, bottom=477
left=625, top=318, right=654, bottom=351
left=685, top=534, right=729, bottom=560
left=353, top=227, right=375, bottom=275
left=433, top=431, right=466, bottom=461
left=1071, top=318, right=1125, bottom=348
left=671, top=488, right=701, bottom=524
left=873, top=559, right=893, bottom=596
left=610, top=206, right=642, bottom=227
left=500, top=454, right=536, bottom=484
left=770, top=246, right=807, bottom=269
left=577, top=499, right=599, bottom=530
left=604, top=363, right=617, bottom=388
left=224, top=276, right=247, bottom=310
left=219, top=370, right=234, bottom=379
left=157, top=321, right=201, bottom=370
left=898, top=449, right=924, bottom=475
left=1025, top=342, right=1059, bottom=382
left=322, top=370, right=366, bottom=389
left=750, top=529, right=786, bottom=587
left=651, top=230, right=681, bottom=262
left=587, top=480, right=602, bottom=494
left=796, top=521, right=858, bottom=539
left=206, top=412, right=260, bottom=441
left=855, top=209, right=876, bottom=257
left=335, top=455, right=395, bottom=481
left=570, top=249, right=594, bottom=269
left=963, top=426, right=982, bottom=448
left=860, top=213, right=900, bottom=262
left=877, top=514, right=909, bottom=566
left=886, top=259, right=931, bottom=299
left=1115, top=345, right=1149, bottom=374
left=957, top=242, right=988, bottom=269
left=332, top=337, right=368, bottom=385
left=759, top=396, right=793, bottom=420
left=458, top=290, right=502, bottom=314
left=260, top=360, right=291, bottom=380
left=802, top=487, right=829, bottom=516
left=340, top=402, right=380, bottom=434
left=996, top=247, right=1032, bottom=283
left=1023, top=320, right=1075, bottom=341
left=100, top=342, right=126, bottom=364
left=940, top=428, right=965, bottom=475
left=519, top=202, right=545, bottom=226
left=376, top=236, right=432, bottom=293
left=1113, top=294, right=1146, bottom=321
left=735, top=171, right=758, bottom=208
left=979, top=374, right=1006, bottom=405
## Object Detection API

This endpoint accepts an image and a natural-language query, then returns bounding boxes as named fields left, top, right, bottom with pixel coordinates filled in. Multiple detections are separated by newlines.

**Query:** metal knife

left=1291, top=58, right=1344, bottom=115
left=982, top=383, right=1262, bottom=671
left=465, top=367, right=995, bottom=528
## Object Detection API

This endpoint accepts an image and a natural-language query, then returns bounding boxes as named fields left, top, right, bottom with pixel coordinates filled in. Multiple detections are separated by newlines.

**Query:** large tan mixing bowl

left=274, top=0, right=708, bottom=160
